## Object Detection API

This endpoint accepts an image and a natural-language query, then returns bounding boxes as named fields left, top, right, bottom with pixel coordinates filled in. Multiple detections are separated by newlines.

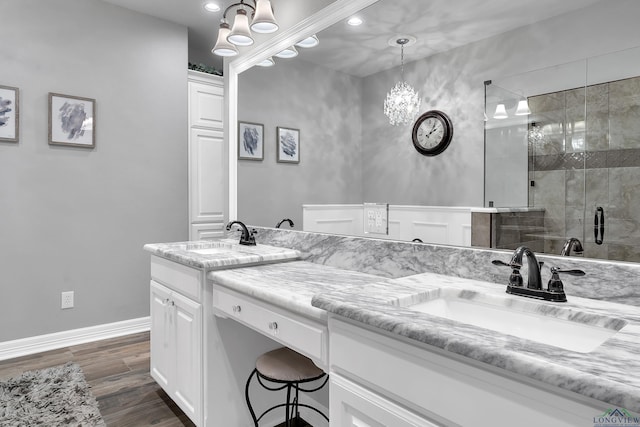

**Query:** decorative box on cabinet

left=188, top=71, right=225, bottom=240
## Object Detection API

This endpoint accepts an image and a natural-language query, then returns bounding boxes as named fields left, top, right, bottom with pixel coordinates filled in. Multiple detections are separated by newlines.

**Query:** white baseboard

left=0, top=317, right=151, bottom=361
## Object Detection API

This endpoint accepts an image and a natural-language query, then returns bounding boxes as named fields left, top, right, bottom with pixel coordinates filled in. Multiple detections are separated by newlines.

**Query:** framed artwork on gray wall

left=48, top=93, right=95, bottom=148
left=277, top=126, right=300, bottom=164
left=0, top=85, right=19, bottom=143
left=238, top=121, right=264, bottom=160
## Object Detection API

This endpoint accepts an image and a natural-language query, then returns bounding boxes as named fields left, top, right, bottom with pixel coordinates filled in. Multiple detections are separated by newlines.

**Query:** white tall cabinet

left=188, top=71, right=226, bottom=240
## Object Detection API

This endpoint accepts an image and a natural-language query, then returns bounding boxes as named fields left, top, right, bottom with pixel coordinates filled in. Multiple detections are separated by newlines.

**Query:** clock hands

left=426, top=122, right=440, bottom=137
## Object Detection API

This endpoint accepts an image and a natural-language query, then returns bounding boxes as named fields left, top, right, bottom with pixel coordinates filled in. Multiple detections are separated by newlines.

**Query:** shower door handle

left=594, top=207, right=604, bottom=245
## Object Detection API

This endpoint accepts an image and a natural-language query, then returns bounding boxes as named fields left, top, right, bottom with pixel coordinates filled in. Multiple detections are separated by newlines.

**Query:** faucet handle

left=547, top=267, right=586, bottom=293
left=492, top=259, right=523, bottom=287
left=550, top=267, right=585, bottom=276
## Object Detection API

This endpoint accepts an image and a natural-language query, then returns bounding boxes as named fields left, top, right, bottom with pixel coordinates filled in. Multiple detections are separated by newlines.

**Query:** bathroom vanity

left=144, top=229, right=640, bottom=426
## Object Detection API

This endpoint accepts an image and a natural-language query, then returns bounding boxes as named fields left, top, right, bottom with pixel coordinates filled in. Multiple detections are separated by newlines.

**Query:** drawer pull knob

left=232, top=305, right=242, bottom=313
left=268, top=321, right=278, bottom=330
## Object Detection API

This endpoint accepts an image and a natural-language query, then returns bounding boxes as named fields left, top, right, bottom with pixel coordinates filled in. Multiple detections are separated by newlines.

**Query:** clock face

left=411, top=110, right=453, bottom=156
left=415, top=117, right=446, bottom=150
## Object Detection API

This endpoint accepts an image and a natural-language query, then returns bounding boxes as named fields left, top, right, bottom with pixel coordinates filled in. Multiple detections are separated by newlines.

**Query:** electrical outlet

left=61, top=291, right=74, bottom=309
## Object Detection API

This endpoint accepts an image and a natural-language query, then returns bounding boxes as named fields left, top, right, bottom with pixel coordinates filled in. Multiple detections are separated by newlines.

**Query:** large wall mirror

left=228, top=0, right=640, bottom=262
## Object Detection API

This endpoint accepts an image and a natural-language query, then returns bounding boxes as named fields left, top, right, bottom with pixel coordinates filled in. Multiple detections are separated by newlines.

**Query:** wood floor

left=0, top=331, right=195, bottom=427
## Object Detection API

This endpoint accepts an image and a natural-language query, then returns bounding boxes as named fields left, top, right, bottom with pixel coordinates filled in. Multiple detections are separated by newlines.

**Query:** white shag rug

left=0, top=362, right=106, bottom=427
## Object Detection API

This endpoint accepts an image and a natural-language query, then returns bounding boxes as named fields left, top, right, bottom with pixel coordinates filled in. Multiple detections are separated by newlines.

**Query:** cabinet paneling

left=188, top=71, right=225, bottom=240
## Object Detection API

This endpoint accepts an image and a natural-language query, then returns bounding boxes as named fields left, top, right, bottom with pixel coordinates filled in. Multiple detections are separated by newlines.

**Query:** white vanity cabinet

left=188, top=70, right=225, bottom=241
left=329, top=317, right=607, bottom=427
left=150, top=256, right=203, bottom=425
left=331, top=374, right=438, bottom=427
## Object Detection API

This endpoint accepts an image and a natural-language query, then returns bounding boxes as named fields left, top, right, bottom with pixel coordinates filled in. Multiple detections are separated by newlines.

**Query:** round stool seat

left=256, top=347, right=323, bottom=382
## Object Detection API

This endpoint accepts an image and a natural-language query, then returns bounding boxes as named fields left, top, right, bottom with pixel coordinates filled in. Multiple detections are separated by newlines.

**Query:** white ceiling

left=101, top=0, right=602, bottom=77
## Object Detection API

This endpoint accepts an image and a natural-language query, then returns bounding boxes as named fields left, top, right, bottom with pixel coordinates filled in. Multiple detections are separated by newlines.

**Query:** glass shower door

left=585, top=46, right=640, bottom=262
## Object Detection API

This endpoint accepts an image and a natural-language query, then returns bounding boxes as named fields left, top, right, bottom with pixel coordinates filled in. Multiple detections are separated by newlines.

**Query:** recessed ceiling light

left=347, top=16, right=363, bottom=26
left=203, top=2, right=220, bottom=12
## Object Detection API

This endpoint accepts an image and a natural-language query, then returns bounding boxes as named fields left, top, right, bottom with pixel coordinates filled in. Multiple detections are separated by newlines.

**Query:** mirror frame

left=223, top=0, right=379, bottom=220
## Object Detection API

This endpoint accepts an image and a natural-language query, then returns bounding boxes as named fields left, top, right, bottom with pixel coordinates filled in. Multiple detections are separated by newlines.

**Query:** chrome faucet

left=561, top=237, right=584, bottom=256
left=226, top=221, right=257, bottom=246
left=275, top=218, right=294, bottom=229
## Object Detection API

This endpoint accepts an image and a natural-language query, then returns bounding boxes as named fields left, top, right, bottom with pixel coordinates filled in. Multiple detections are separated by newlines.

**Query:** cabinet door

left=331, top=375, right=439, bottom=427
left=189, top=81, right=223, bottom=129
left=172, top=291, right=203, bottom=423
left=189, top=128, right=225, bottom=227
left=150, top=280, right=172, bottom=390
left=191, top=222, right=225, bottom=241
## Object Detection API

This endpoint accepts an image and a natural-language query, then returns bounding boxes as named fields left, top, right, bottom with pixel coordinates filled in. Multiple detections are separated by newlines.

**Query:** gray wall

left=237, top=60, right=363, bottom=228
left=0, top=0, right=188, bottom=341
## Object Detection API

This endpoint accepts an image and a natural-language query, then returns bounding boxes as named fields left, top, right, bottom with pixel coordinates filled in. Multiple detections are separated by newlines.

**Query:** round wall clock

left=411, top=110, right=454, bottom=156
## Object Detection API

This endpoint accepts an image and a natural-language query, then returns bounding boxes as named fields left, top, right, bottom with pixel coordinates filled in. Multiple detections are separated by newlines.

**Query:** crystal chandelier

left=384, top=38, right=420, bottom=126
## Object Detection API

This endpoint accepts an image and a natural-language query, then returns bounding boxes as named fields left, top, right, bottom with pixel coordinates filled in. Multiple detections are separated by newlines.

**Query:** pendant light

left=275, top=46, right=298, bottom=59
left=211, top=22, right=239, bottom=57
left=228, top=8, right=253, bottom=46
left=212, top=1, right=280, bottom=56
left=384, top=38, right=421, bottom=126
left=515, top=99, right=531, bottom=116
left=295, top=35, right=319, bottom=48
left=250, top=0, right=278, bottom=33
left=257, top=57, right=275, bottom=67
left=493, top=104, right=508, bottom=119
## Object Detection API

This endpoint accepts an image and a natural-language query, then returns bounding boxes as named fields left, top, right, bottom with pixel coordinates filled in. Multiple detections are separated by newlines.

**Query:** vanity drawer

left=150, top=256, right=201, bottom=302
left=212, top=287, right=327, bottom=366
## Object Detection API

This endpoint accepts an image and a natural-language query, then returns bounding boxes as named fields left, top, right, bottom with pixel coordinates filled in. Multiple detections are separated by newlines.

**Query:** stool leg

left=285, top=383, right=292, bottom=427
left=245, top=369, right=259, bottom=427
left=294, top=382, right=300, bottom=426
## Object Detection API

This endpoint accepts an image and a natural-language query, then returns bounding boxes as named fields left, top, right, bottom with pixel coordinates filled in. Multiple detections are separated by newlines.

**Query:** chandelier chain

left=401, top=43, right=405, bottom=81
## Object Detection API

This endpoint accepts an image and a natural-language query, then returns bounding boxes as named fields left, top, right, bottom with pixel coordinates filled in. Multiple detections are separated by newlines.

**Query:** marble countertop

left=145, top=237, right=640, bottom=411
left=207, top=261, right=388, bottom=322
left=312, top=272, right=640, bottom=412
left=143, top=239, right=300, bottom=270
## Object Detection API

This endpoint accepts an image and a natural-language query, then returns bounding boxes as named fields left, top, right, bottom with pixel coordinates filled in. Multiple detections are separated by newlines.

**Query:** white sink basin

left=183, top=241, right=236, bottom=255
left=189, top=246, right=235, bottom=255
left=405, top=288, right=626, bottom=353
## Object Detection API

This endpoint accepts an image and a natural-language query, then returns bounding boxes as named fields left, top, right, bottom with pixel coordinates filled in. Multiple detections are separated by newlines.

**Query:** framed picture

left=48, top=93, right=95, bottom=148
left=276, top=126, right=300, bottom=164
left=0, top=85, right=19, bottom=143
left=238, top=121, right=264, bottom=160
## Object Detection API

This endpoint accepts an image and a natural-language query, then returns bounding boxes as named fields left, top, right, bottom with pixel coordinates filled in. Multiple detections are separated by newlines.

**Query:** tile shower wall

left=529, top=76, right=640, bottom=262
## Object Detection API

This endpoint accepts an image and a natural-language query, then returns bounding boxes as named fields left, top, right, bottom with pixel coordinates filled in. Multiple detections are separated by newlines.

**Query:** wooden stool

left=245, top=347, right=329, bottom=426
